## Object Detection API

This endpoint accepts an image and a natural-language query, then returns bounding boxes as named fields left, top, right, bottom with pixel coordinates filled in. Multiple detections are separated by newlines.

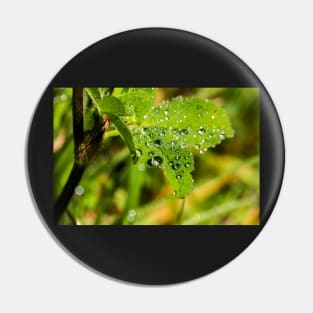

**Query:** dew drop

left=173, top=128, right=178, bottom=135
left=164, top=110, right=169, bottom=115
left=75, top=185, right=84, bottom=196
left=154, top=156, right=163, bottom=165
left=198, top=126, right=206, bottom=135
left=180, top=129, right=188, bottom=136
left=154, top=139, right=162, bottom=147
left=127, top=209, right=137, bottom=222
left=142, top=128, right=147, bottom=134
left=138, top=164, right=145, bottom=171
left=148, top=151, right=155, bottom=157
left=147, top=156, right=163, bottom=167
left=164, top=116, right=169, bottom=121
left=145, top=141, right=152, bottom=148
left=136, top=149, right=142, bottom=157
left=185, top=162, right=191, bottom=168
left=159, top=130, right=165, bottom=137
left=176, top=174, right=182, bottom=180
left=175, top=155, right=181, bottom=160
left=172, top=163, right=180, bottom=170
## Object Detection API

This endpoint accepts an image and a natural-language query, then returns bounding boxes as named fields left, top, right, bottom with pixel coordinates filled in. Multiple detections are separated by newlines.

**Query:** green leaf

left=98, top=96, right=125, bottom=114
left=132, top=127, right=194, bottom=198
left=107, top=113, right=137, bottom=162
left=143, top=96, right=234, bottom=152
left=85, top=88, right=102, bottom=105
left=118, top=88, right=157, bottom=122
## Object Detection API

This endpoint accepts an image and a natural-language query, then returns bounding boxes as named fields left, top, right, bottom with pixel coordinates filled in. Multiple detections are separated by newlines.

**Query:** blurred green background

left=54, top=88, right=259, bottom=225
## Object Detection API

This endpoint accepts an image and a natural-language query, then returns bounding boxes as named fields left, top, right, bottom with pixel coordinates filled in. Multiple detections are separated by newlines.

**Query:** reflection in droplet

left=180, top=129, right=188, bottom=136
left=172, top=163, right=180, bottom=170
left=154, top=139, right=162, bottom=147
left=75, top=185, right=84, bottom=196
left=198, top=126, right=205, bottom=135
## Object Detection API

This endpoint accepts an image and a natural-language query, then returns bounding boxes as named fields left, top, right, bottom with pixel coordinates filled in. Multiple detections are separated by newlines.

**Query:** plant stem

left=54, top=88, right=109, bottom=224
left=72, top=88, right=84, bottom=153
left=54, top=163, right=86, bottom=224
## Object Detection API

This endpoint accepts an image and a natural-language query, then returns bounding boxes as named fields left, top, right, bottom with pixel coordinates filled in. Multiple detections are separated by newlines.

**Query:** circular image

left=28, top=28, right=284, bottom=284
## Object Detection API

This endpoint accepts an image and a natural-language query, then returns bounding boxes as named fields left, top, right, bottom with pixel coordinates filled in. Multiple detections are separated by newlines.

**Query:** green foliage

left=118, top=88, right=156, bottom=121
left=85, top=88, right=234, bottom=198
left=54, top=87, right=259, bottom=225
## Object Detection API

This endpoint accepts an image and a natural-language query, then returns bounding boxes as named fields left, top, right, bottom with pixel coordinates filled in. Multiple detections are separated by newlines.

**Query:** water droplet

left=198, top=126, right=205, bottom=135
left=159, top=130, right=165, bottom=137
left=211, top=115, right=215, bottom=120
left=220, top=134, right=225, bottom=140
left=169, top=160, right=174, bottom=166
left=175, top=155, right=181, bottom=160
left=75, top=185, right=84, bottom=196
left=145, top=141, right=152, bottom=148
left=154, top=139, right=162, bottom=147
left=171, top=141, right=177, bottom=146
left=172, top=163, right=180, bottom=170
left=180, top=129, right=188, bottom=136
left=147, top=156, right=163, bottom=167
left=195, top=144, right=200, bottom=150
left=142, top=128, right=147, bottom=134
left=154, top=156, right=163, bottom=165
left=185, top=162, right=191, bottom=168
left=176, top=174, right=182, bottom=180
left=138, top=164, right=145, bottom=171
left=164, top=110, right=169, bottom=115
left=164, top=116, right=169, bottom=121
left=184, top=155, right=190, bottom=160
left=143, top=115, right=147, bottom=119
left=136, top=149, right=142, bottom=157
left=198, top=113, right=203, bottom=118
left=127, top=209, right=136, bottom=222
left=148, top=151, right=155, bottom=157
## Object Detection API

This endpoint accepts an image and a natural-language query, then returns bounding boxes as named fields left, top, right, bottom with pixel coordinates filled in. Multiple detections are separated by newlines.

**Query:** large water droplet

left=136, top=149, right=142, bottom=157
left=180, top=129, right=188, bottom=136
left=154, top=156, right=163, bottom=165
left=75, top=185, right=84, bottom=196
left=172, top=163, right=180, bottom=170
left=198, top=126, right=205, bottom=135
left=147, top=156, right=163, bottom=167
left=154, top=139, right=162, bottom=147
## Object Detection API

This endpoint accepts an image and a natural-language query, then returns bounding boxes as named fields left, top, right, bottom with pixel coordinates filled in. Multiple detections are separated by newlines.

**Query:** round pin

left=27, top=28, right=284, bottom=284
